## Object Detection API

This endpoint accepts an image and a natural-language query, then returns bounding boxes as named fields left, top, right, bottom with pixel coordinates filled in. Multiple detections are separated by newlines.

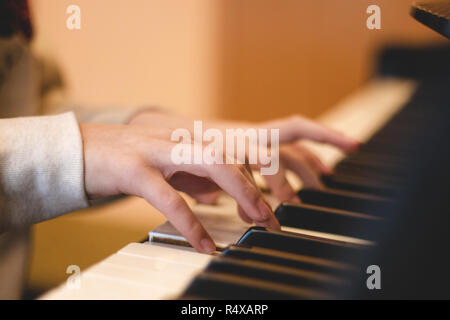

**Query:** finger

left=204, top=163, right=279, bottom=228
left=248, top=146, right=299, bottom=201
left=255, top=215, right=280, bottom=229
left=242, top=162, right=259, bottom=191
left=137, top=168, right=216, bottom=254
left=235, top=166, right=280, bottom=229
left=238, top=205, right=253, bottom=224
left=238, top=162, right=269, bottom=223
left=281, top=149, right=324, bottom=189
left=241, top=164, right=281, bottom=228
left=268, top=116, right=361, bottom=152
left=238, top=163, right=267, bottom=223
left=262, top=163, right=300, bottom=203
left=240, top=165, right=282, bottom=226
left=293, top=144, right=333, bottom=175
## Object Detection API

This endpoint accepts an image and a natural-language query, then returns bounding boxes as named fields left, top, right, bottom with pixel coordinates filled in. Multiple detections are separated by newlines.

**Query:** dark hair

left=0, top=0, right=33, bottom=40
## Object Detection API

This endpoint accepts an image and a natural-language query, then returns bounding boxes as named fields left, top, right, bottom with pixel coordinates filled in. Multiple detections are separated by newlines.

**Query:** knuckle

left=221, top=162, right=237, bottom=173
left=289, top=114, right=302, bottom=124
left=202, top=162, right=219, bottom=175
left=159, top=191, right=184, bottom=212
left=316, top=132, right=328, bottom=143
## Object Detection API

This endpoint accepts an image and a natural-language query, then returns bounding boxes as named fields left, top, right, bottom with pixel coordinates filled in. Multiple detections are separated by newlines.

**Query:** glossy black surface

left=275, top=203, right=383, bottom=241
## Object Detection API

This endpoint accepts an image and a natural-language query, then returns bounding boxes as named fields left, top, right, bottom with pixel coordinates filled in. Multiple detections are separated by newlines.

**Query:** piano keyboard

left=177, top=75, right=450, bottom=299
left=40, top=78, right=417, bottom=300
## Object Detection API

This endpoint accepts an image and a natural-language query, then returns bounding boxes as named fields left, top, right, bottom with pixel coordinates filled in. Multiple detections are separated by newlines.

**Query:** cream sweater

left=0, top=35, right=138, bottom=299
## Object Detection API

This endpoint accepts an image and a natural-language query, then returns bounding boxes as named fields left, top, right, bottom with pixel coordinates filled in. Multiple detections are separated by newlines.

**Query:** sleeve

left=0, top=112, right=89, bottom=232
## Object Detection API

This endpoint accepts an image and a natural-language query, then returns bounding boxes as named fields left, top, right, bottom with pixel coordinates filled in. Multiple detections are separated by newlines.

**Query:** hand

left=129, top=111, right=360, bottom=202
left=254, top=115, right=360, bottom=201
left=80, top=123, right=278, bottom=254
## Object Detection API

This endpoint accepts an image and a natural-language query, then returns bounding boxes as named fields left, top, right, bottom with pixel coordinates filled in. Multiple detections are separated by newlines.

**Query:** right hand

left=80, top=123, right=278, bottom=254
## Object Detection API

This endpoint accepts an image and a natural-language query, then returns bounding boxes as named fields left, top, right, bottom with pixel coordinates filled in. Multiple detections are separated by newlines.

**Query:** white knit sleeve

left=0, top=112, right=89, bottom=232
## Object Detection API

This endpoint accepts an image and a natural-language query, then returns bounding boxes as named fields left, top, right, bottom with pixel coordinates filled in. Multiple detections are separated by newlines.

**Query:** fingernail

left=255, top=215, right=280, bottom=230
left=353, top=141, right=363, bottom=151
left=324, top=166, right=334, bottom=175
left=200, top=238, right=216, bottom=254
left=271, top=216, right=281, bottom=230
left=258, top=199, right=273, bottom=220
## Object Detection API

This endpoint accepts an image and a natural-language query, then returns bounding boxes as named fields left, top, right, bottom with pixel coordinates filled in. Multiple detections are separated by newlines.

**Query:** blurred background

left=27, top=0, right=446, bottom=296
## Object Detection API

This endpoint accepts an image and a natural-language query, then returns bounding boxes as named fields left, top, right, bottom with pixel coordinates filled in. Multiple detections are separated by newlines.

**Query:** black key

left=237, top=227, right=366, bottom=263
left=222, top=245, right=354, bottom=276
left=275, top=202, right=383, bottom=241
left=339, top=152, right=408, bottom=172
left=321, top=174, right=398, bottom=196
left=181, top=272, right=330, bottom=299
left=331, top=170, right=404, bottom=188
left=298, top=188, right=393, bottom=215
left=335, top=162, right=407, bottom=183
left=205, top=256, right=348, bottom=291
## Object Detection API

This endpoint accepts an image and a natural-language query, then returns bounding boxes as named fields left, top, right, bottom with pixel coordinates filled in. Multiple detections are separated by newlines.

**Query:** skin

left=128, top=111, right=360, bottom=201
left=80, top=111, right=359, bottom=254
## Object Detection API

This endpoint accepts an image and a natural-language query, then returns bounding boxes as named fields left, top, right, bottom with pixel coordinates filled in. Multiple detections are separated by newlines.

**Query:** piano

left=40, top=43, right=450, bottom=300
